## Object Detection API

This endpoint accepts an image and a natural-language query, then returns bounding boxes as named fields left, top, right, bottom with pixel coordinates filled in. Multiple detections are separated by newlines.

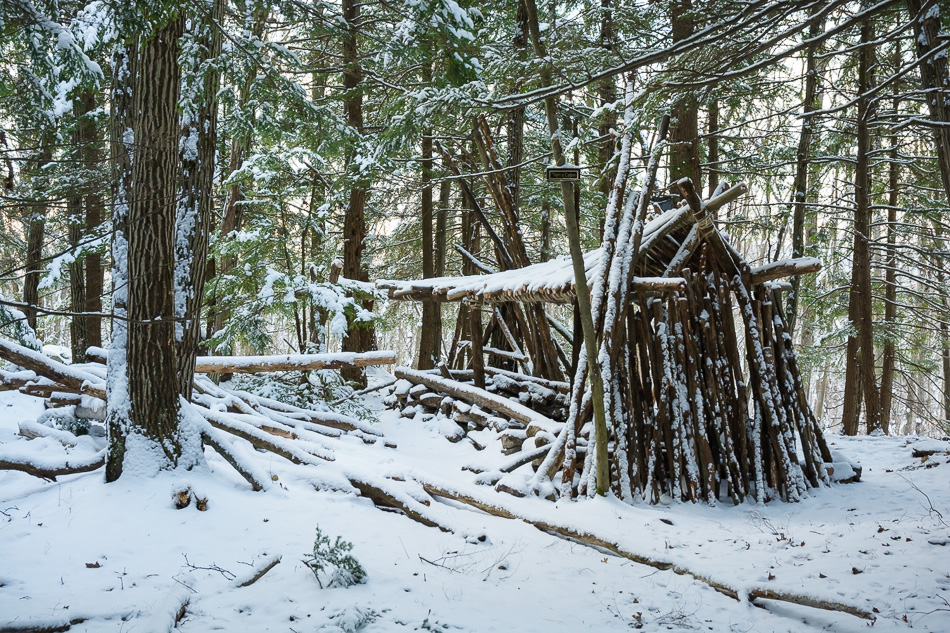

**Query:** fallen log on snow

left=0, top=451, right=105, bottom=481
left=417, top=478, right=875, bottom=622
left=0, top=338, right=105, bottom=399
left=193, top=351, right=397, bottom=374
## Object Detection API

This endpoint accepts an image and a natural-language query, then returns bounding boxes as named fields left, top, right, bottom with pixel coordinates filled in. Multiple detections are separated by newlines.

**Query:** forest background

left=1, top=0, right=949, bottom=440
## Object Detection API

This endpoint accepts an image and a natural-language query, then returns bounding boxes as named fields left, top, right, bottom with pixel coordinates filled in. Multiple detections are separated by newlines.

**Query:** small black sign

left=546, top=165, right=581, bottom=182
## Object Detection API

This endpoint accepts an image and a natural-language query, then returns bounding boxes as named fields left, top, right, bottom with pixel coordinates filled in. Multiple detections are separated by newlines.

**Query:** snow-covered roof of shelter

left=378, top=205, right=693, bottom=303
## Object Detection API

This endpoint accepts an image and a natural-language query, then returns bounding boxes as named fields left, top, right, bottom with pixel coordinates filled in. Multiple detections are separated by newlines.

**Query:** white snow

left=1, top=380, right=949, bottom=632
left=377, top=205, right=689, bottom=303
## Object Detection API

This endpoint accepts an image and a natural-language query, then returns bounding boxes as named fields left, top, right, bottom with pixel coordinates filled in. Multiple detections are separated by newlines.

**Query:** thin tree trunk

left=933, top=224, right=950, bottom=425
left=669, top=0, right=701, bottom=185
left=22, top=144, right=50, bottom=332
left=788, top=15, right=824, bottom=337
left=67, top=189, right=87, bottom=362
left=417, top=58, right=438, bottom=370
left=508, top=0, right=527, bottom=219
left=68, top=95, right=89, bottom=361
left=177, top=0, right=224, bottom=399
left=522, top=0, right=609, bottom=495
left=879, top=84, right=900, bottom=434
left=597, top=0, right=617, bottom=236
left=707, top=99, right=719, bottom=199
left=815, top=358, right=830, bottom=425
left=75, top=89, right=104, bottom=350
left=210, top=7, right=268, bottom=350
left=341, top=0, right=374, bottom=386
left=941, top=300, right=950, bottom=425
left=841, top=12, right=881, bottom=435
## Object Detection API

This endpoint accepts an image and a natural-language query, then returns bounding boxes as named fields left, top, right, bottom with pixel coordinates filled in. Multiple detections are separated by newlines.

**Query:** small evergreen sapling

left=303, top=526, right=366, bottom=588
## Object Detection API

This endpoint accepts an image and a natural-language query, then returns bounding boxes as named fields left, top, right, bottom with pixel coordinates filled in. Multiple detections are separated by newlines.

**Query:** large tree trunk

left=109, top=15, right=188, bottom=479
left=105, top=44, right=134, bottom=482
left=787, top=15, right=824, bottom=337
left=905, top=0, right=950, bottom=426
left=176, top=0, right=224, bottom=399
left=841, top=13, right=881, bottom=435
left=340, top=0, right=375, bottom=387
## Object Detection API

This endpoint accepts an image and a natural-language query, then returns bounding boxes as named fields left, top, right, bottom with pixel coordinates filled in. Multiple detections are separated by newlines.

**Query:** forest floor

left=1, top=369, right=949, bottom=633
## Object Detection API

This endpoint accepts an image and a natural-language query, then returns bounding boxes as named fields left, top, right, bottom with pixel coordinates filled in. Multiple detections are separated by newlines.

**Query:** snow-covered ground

left=1, top=377, right=949, bottom=633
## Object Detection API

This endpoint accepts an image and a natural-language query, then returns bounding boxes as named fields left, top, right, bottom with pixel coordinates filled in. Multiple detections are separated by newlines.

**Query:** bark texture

left=341, top=0, right=375, bottom=386
left=126, top=15, right=186, bottom=467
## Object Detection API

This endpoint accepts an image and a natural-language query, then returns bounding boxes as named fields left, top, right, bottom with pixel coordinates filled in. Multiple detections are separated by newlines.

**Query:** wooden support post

left=470, top=303, right=486, bottom=389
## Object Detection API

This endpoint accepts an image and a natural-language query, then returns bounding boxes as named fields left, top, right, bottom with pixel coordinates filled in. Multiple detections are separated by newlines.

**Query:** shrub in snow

left=0, top=299, right=41, bottom=350
left=303, top=526, right=366, bottom=588
left=317, top=606, right=379, bottom=632
left=229, top=372, right=374, bottom=422
left=37, top=405, right=88, bottom=436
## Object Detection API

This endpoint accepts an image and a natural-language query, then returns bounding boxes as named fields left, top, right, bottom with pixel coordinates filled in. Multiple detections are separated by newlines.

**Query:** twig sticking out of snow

left=235, top=556, right=282, bottom=587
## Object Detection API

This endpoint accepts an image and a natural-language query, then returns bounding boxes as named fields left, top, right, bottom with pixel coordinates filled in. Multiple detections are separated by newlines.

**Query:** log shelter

left=379, top=177, right=834, bottom=506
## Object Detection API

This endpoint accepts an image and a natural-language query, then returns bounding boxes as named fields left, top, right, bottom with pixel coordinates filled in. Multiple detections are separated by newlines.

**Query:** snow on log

left=0, top=368, right=36, bottom=391
left=0, top=337, right=105, bottom=399
left=197, top=407, right=335, bottom=463
left=749, top=257, right=821, bottom=284
left=194, top=350, right=398, bottom=374
left=197, top=421, right=270, bottom=492
left=630, top=276, right=687, bottom=292
left=376, top=205, right=692, bottom=304
left=394, top=367, right=560, bottom=434
left=17, top=420, right=80, bottom=446
left=0, top=450, right=105, bottom=481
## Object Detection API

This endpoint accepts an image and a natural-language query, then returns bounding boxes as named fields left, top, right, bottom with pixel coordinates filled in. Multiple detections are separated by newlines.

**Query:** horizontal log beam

left=631, top=276, right=687, bottom=292
left=195, top=351, right=398, bottom=374
left=750, top=257, right=822, bottom=284
left=418, top=479, right=874, bottom=622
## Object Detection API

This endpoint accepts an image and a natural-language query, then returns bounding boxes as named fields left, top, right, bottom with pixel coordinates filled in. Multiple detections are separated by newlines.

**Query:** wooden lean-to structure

left=379, top=119, right=837, bottom=506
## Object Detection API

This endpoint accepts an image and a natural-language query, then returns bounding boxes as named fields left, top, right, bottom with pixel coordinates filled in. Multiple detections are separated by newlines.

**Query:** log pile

left=377, top=163, right=845, bottom=504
